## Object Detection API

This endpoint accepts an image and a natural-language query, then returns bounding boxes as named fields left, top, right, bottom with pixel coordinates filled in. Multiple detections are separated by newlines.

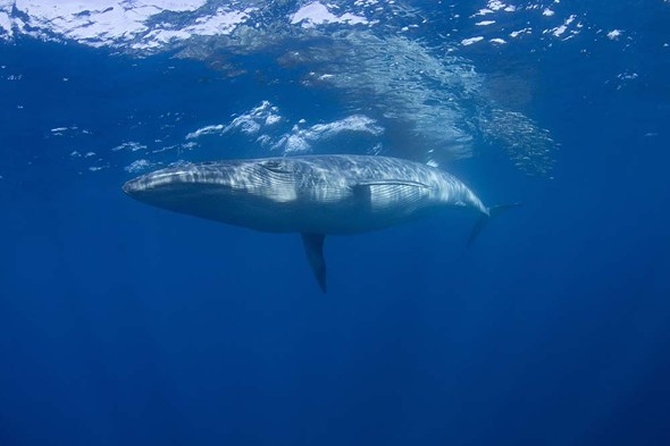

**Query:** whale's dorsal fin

left=301, top=233, right=327, bottom=293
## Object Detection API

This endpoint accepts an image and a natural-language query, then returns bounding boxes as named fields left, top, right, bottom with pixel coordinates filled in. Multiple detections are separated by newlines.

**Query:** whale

left=123, top=155, right=517, bottom=292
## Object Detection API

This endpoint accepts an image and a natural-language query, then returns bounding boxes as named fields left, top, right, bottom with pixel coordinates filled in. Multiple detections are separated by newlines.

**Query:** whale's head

left=123, top=162, right=243, bottom=203
left=123, top=159, right=302, bottom=199
left=122, top=158, right=308, bottom=229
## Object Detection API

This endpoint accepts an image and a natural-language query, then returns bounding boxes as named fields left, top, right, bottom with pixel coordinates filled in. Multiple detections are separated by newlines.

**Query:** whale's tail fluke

left=467, top=203, right=521, bottom=246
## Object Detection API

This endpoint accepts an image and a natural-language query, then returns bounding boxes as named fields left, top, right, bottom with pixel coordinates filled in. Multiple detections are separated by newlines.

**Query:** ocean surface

left=1, top=1, right=669, bottom=445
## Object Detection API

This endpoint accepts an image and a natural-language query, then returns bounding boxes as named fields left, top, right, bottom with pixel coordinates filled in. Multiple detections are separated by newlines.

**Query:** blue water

left=2, top=2, right=670, bottom=445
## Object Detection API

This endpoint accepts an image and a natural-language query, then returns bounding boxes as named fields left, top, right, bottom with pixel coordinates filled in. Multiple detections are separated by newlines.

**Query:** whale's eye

left=259, top=160, right=292, bottom=174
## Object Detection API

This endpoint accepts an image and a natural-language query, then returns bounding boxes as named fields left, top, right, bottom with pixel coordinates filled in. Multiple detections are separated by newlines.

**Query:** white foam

left=305, top=115, right=383, bottom=139
left=265, top=114, right=282, bottom=125
left=472, top=1, right=515, bottom=15
left=281, top=134, right=311, bottom=154
left=185, top=124, right=225, bottom=139
left=552, top=25, right=567, bottom=37
left=273, top=115, right=383, bottom=154
left=488, top=1, right=511, bottom=11
left=290, top=1, right=367, bottom=28
left=547, top=15, right=578, bottom=38
left=111, top=141, right=147, bottom=152
left=16, top=1, right=157, bottom=45
left=607, top=29, right=622, bottom=40
left=5, top=0, right=255, bottom=49
left=124, top=159, right=155, bottom=173
left=0, top=11, right=12, bottom=38
left=461, top=36, right=484, bottom=46
left=617, top=72, right=638, bottom=80
left=230, top=115, right=261, bottom=134
left=190, top=103, right=383, bottom=156
left=475, top=20, right=496, bottom=26
left=490, top=38, right=506, bottom=45
left=510, top=28, right=531, bottom=38
left=473, top=9, right=494, bottom=17
left=187, top=101, right=282, bottom=140
left=188, top=8, right=252, bottom=36
left=2, top=0, right=376, bottom=47
left=134, top=29, right=193, bottom=50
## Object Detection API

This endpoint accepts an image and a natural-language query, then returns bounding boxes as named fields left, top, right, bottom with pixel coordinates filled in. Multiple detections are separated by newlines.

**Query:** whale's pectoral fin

left=352, top=180, right=430, bottom=196
left=468, top=203, right=521, bottom=246
left=301, top=233, right=327, bottom=293
left=350, top=180, right=430, bottom=205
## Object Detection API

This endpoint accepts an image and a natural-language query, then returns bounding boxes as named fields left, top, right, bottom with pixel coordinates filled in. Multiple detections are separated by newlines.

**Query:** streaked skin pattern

left=122, top=155, right=489, bottom=234
left=123, top=155, right=499, bottom=292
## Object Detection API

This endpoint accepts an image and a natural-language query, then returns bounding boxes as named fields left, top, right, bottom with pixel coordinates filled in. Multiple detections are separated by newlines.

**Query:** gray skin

left=123, top=155, right=509, bottom=292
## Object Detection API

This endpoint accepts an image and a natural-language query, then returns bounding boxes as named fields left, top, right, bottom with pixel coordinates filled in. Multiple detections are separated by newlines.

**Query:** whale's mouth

left=122, top=167, right=243, bottom=209
left=123, top=168, right=207, bottom=197
left=122, top=178, right=142, bottom=195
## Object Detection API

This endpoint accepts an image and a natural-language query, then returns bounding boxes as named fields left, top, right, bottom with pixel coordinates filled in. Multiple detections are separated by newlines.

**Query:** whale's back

left=259, top=155, right=451, bottom=234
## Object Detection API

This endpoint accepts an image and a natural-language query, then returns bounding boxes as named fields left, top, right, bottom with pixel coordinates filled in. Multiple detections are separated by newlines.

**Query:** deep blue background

left=2, top=4, right=670, bottom=444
